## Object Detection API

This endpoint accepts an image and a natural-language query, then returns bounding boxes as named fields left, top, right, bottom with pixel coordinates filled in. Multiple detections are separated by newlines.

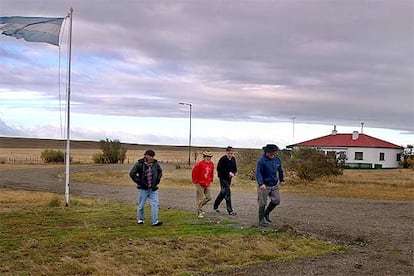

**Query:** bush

left=236, top=148, right=292, bottom=181
left=41, top=149, right=65, bottom=163
left=402, top=156, right=414, bottom=169
left=236, top=149, right=262, bottom=180
left=92, top=152, right=106, bottom=164
left=94, top=138, right=128, bottom=164
left=287, top=147, right=343, bottom=181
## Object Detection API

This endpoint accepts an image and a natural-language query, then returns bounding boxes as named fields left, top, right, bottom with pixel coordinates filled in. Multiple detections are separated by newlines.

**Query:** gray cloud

left=1, top=0, right=413, bottom=135
left=0, top=118, right=25, bottom=136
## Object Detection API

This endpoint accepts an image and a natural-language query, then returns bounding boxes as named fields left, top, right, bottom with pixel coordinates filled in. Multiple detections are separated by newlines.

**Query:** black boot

left=259, top=206, right=268, bottom=227
left=264, top=202, right=277, bottom=223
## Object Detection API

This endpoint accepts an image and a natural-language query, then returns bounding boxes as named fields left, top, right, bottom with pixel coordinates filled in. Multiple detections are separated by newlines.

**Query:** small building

left=288, top=127, right=403, bottom=169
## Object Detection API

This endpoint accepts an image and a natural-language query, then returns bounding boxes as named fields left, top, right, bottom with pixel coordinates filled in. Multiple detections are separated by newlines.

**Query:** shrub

left=287, top=147, right=343, bottom=181
left=95, top=138, right=128, bottom=164
left=236, top=148, right=291, bottom=181
left=92, top=152, right=106, bottom=164
left=402, top=156, right=414, bottom=169
left=41, top=149, right=65, bottom=163
left=236, top=149, right=262, bottom=180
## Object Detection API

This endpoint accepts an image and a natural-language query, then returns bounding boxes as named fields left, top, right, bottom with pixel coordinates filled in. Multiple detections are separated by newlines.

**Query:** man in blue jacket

left=256, top=144, right=285, bottom=227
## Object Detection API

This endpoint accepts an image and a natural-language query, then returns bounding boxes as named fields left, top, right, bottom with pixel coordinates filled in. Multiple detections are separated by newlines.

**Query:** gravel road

left=1, top=164, right=413, bottom=275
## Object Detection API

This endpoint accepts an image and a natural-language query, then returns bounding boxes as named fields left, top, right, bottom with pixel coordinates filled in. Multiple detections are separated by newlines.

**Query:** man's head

left=225, top=146, right=234, bottom=158
left=144, top=149, right=155, bottom=162
left=202, top=150, right=213, bottom=162
left=262, top=144, right=279, bottom=159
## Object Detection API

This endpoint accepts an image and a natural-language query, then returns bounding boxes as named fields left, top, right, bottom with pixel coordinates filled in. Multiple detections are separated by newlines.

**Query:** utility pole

left=179, top=102, right=192, bottom=166
left=290, top=117, right=296, bottom=144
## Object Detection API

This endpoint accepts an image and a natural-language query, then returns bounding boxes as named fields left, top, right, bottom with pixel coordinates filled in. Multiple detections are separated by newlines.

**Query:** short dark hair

left=144, top=149, right=155, bottom=157
left=226, top=146, right=233, bottom=151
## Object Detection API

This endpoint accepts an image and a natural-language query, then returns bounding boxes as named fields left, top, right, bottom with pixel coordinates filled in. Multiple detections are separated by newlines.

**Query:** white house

left=289, top=128, right=403, bottom=169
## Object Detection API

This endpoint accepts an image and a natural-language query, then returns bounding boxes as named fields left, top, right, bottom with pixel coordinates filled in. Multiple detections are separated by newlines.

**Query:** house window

left=379, top=152, right=385, bottom=161
left=355, top=152, right=363, bottom=160
left=396, top=153, right=401, bottom=162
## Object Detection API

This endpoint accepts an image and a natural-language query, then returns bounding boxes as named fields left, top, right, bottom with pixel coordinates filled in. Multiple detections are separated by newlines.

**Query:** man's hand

left=280, top=181, right=286, bottom=186
left=229, top=172, right=235, bottom=178
left=259, top=184, right=267, bottom=190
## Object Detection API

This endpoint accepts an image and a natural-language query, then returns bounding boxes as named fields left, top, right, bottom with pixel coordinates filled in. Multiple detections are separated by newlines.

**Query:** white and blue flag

left=0, top=16, right=64, bottom=46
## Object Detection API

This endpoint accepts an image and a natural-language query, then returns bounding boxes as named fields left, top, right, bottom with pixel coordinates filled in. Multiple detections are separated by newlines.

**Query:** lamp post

left=179, top=102, right=192, bottom=166
left=290, top=117, right=296, bottom=144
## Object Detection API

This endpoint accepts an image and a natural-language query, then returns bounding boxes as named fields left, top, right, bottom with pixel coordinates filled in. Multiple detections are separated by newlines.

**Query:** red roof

left=293, top=133, right=403, bottom=149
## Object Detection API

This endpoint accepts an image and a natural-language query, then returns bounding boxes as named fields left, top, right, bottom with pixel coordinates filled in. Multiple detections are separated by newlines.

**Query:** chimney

left=352, top=131, right=359, bottom=140
left=332, top=125, right=337, bottom=135
left=361, top=122, right=364, bottom=133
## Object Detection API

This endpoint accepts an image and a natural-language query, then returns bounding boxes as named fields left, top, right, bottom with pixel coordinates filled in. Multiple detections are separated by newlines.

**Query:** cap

left=144, top=149, right=155, bottom=157
left=262, top=144, right=279, bottom=153
left=202, top=150, right=213, bottom=157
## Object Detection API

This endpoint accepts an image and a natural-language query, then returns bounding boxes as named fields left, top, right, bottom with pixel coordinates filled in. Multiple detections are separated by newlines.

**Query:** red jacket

left=192, top=160, right=214, bottom=187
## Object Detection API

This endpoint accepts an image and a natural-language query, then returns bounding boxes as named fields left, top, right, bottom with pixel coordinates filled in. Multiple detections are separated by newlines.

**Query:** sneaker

left=228, top=212, right=237, bottom=216
left=197, top=213, right=204, bottom=218
left=264, top=214, right=272, bottom=223
left=152, top=221, right=163, bottom=226
left=137, top=220, right=144, bottom=224
left=259, top=220, right=270, bottom=227
left=214, top=209, right=220, bottom=213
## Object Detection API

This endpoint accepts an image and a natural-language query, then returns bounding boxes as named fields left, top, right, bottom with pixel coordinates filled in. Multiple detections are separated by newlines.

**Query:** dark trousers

left=213, top=179, right=233, bottom=213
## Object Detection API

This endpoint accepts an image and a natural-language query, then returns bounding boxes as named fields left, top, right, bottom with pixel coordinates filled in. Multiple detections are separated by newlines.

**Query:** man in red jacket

left=192, top=151, right=214, bottom=218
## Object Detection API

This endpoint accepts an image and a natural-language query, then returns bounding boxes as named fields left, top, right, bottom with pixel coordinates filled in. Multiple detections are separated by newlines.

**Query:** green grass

left=0, top=189, right=343, bottom=276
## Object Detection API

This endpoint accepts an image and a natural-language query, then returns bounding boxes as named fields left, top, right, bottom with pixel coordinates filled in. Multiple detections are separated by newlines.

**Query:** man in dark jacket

left=213, top=146, right=238, bottom=215
left=129, top=149, right=163, bottom=226
left=256, top=144, right=285, bottom=227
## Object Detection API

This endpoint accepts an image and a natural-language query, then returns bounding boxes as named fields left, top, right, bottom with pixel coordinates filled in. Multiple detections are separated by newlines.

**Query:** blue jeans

left=137, top=189, right=159, bottom=224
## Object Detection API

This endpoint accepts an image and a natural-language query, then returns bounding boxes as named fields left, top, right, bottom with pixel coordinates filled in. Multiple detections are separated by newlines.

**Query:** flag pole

left=65, top=8, right=73, bottom=207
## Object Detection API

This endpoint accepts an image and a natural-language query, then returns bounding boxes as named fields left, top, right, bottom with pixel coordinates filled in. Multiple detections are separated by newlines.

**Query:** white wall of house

left=294, top=145, right=402, bottom=168
left=344, top=147, right=401, bottom=168
left=314, top=146, right=401, bottom=168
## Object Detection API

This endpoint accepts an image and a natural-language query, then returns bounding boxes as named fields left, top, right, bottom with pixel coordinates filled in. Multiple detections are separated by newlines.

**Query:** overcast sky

left=0, top=0, right=413, bottom=149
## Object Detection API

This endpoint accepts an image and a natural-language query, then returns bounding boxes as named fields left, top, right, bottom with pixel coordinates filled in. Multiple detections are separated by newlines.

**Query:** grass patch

left=0, top=189, right=341, bottom=275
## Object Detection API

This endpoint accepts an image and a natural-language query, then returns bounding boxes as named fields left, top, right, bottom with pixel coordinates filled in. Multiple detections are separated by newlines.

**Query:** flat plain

left=1, top=136, right=413, bottom=275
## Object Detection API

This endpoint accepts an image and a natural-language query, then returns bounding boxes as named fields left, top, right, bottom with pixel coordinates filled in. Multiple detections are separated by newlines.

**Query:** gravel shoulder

left=1, top=164, right=413, bottom=275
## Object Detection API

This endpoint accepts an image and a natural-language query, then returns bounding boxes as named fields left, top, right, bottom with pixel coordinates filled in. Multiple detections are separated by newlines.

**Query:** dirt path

left=1, top=164, right=413, bottom=275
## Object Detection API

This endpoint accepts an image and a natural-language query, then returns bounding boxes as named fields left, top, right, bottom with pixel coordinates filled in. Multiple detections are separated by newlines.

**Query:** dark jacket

left=129, top=158, right=162, bottom=191
left=217, top=155, right=237, bottom=181
left=256, top=154, right=284, bottom=186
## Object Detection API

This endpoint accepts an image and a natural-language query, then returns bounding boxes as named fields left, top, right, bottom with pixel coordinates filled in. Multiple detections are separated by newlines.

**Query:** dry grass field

left=2, top=137, right=413, bottom=275
left=67, top=166, right=413, bottom=201
left=0, top=137, right=227, bottom=165
left=284, top=169, right=414, bottom=201
left=1, top=137, right=413, bottom=201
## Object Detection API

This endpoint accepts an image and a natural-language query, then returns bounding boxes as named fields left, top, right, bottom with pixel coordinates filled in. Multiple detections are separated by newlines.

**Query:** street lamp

left=179, top=102, right=192, bottom=166
left=290, top=117, right=296, bottom=144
